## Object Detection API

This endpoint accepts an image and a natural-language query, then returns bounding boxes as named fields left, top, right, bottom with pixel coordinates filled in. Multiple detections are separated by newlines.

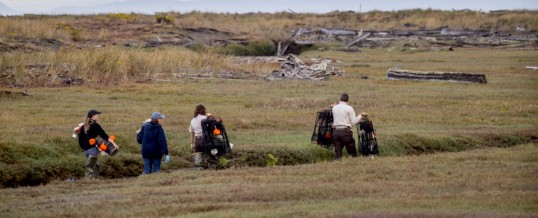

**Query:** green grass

left=0, top=144, right=536, bottom=217
left=0, top=48, right=537, bottom=187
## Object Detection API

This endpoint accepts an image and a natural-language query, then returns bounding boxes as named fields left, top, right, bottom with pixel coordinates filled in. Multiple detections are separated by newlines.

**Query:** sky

left=0, top=0, right=537, bottom=14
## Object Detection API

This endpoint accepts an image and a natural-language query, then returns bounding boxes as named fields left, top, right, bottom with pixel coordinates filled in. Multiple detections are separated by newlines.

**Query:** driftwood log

left=387, top=69, right=487, bottom=84
left=344, top=32, right=371, bottom=48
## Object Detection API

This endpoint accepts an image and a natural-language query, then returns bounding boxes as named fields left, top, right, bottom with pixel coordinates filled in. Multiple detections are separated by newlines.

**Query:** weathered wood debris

left=265, top=54, right=343, bottom=81
left=387, top=69, right=487, bottom=84
left=276, top=28, right=370, bottom=56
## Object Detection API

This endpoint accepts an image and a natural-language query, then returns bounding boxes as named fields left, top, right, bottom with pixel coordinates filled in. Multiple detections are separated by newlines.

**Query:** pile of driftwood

left=387, top=69, right=487, bottom=84
left=265, top=54, right=343, bottom=81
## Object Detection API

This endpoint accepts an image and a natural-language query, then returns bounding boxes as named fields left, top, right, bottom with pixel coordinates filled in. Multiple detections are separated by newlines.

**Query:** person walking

left=331, top=93, right=361, bottom=160
left=137, top=112, right=170, bottom=174
left=78, top=109, right=119, bottom=179
left=188, top=104, right=209, bottom=169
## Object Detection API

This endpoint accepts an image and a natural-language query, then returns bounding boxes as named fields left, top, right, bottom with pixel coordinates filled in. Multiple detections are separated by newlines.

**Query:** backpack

left=359, top=119, right=374, bottom=134
left=76, top=125, right=89, bottom=151
left=136, top=119, right=151, bottom=145
left=201, top=117, right=232, bottom=157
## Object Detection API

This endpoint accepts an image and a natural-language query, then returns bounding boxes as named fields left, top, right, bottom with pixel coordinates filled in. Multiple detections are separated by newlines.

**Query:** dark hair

left=194, top=104, right=206, bottom=118
left=340, top=93, right=349, bottom=102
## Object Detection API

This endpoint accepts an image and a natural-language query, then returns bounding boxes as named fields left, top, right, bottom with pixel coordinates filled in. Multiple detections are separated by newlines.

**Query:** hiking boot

left=85, top=156, right=98, bottom=179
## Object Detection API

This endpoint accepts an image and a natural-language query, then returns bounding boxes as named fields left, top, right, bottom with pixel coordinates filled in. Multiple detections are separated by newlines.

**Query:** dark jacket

left=78, top=122, right=110, bottom=151
left=137, top=121, right=169, bottom=159
left=87, top=122, right=110, bottom=141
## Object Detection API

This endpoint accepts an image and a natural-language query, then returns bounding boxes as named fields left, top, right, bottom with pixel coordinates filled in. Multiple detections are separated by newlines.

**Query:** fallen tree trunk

left=319, top=28, right=357, bottom=36
left=387, top=69, right=487, bottom=84
left=344, top=32, right=371, bottom=48
left=276, top=41, right=290, bottom=56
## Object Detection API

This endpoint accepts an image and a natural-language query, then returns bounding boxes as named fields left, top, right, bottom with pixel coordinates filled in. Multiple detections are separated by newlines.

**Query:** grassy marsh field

left=0, top=10, right=537, bottom=217
left=1, top=47, right=537, bottom=186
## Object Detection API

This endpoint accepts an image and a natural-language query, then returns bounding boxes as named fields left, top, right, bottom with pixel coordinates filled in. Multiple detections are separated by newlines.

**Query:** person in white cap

left=137, top=112, right=170, bottom=174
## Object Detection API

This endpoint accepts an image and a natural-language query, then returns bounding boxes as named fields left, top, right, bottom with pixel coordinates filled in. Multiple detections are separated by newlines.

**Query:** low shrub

left=155, top=13, right=174, bottom=24
left=266, top=153, right=278, bottom=166
left=99, top=154, right=144, bottom=178
left=0, top=131, right=535, bottom=188
left=378, top=132, right=535, bottom=156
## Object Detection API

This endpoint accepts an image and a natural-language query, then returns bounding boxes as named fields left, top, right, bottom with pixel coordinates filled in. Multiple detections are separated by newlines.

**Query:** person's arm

left=95, top=123, right=119, bottom=148
left=94, top=124, right=110, bottom=141
left=349, top=107, right=360, bottom=125
left=190, top=132, right=195, bottom=148
left=188, top=122, right=195, bottom=148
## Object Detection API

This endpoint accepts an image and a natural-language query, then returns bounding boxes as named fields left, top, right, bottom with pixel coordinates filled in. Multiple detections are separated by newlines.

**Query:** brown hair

left=340, top=93, right=349, bottom=102
left=193, top=104, right=206, bottom=118
left=84, top=117, right=91, bottom=134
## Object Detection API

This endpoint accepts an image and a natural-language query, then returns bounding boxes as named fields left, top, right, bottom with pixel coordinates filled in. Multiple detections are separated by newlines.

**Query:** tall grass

left=1, top=10, right=536, bottom=43
left=0, top=46, right=279, bottom=86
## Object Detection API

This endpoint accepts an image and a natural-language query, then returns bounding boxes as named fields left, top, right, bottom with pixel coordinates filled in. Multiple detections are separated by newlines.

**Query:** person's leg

left=342, top=130, right=357, bottom=157
left=332, top=130, right=344, bottom=160
left=193, top=138, right=204, bottom=169
left=94, top=162, right=100, bottom=179
left=143, top=158, right=152, bottom=174
left=152, top=158, right=162, bottom=173
left=84, top=147, right=98, bottom=179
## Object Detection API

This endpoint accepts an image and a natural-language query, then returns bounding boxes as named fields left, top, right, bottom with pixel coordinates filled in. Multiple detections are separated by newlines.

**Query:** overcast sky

left=1, top=0, right=537, bottom=14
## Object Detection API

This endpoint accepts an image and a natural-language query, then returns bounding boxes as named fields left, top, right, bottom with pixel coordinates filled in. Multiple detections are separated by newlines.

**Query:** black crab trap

left=201, top=116, right=233, bottom=168
left=311, top=108, right=333, bottom=149
left=356, top=118, right=379, bottom=156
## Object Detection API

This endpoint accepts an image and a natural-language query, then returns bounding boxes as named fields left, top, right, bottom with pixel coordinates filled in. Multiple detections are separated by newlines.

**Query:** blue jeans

left=84, top=147, right=99, bottom=158
left=143, top=158, right=162, bottom=174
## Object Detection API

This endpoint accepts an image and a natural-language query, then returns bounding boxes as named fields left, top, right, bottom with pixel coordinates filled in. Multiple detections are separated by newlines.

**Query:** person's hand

left=207, top=113, right=213, bottom=117
left=165, top=155, right=170, bottom=164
